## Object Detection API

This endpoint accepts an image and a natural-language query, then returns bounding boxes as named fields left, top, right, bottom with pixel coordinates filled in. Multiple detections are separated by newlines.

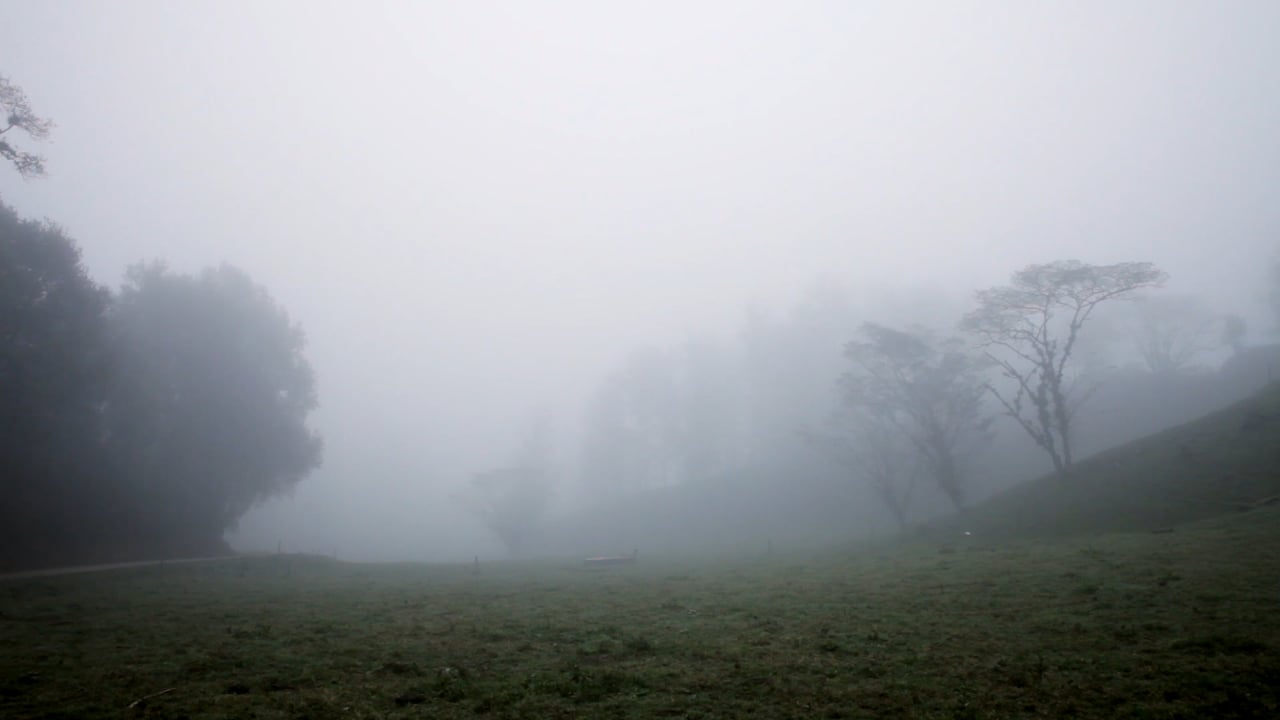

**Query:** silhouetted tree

left=0, top=201, right=111, bottom=564
left=841, top=323, right=989, bottom=509
left=962, top=260, right=1166, bottom=476
left=104, top=263, right=322, bottom=552
left=0, top=76, right=54, bottom=178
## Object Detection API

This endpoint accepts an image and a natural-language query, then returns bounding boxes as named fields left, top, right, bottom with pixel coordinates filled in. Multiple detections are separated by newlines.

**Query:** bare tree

left=841, top=323, right=990, bottom=510
left=962, top=260, right=1167, bottom=476
left=0, top=76, right=54, bottom=178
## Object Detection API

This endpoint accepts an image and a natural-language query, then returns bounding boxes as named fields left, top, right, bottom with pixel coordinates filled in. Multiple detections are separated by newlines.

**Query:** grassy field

left=3, top=505, right=1279, bottom=719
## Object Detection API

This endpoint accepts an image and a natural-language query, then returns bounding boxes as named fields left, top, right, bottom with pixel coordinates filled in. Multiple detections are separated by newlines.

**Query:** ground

left=3, top=506, right=1278, bottom=719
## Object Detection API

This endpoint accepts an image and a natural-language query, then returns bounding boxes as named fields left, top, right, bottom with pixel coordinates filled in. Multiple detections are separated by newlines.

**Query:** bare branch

left=0, top=75, right=54, bottom=179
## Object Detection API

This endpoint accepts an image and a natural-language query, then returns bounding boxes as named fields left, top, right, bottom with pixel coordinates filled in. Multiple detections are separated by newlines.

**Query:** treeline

left=544, top=262, right=1279, bottom=551
left=0, top=199, right=321, bottom=570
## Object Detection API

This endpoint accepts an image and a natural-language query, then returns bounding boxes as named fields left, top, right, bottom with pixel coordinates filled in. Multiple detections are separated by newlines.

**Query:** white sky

left=2, top=1, right=1277, bottom=560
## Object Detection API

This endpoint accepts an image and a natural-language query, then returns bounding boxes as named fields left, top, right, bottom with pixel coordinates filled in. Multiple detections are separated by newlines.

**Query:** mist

left=2, top=1, right=1278, bottom=564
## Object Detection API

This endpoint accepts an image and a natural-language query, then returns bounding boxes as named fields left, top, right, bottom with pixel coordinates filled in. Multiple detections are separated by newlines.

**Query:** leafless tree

left=962, top=260, right=1167, bottom=477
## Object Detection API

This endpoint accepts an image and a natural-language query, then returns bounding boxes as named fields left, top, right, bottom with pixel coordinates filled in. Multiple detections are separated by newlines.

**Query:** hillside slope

left=938, top=382, right=1280, bottom=540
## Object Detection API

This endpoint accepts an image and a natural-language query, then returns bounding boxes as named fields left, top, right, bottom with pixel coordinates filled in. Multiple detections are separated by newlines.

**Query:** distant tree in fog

left=457, top=465, right=551, bottom=557
left=738, top=287, right=860, bottom=461
left=1271, top=253, right=1280, bottom=336
left=0, top=202, right=111, bottom=565
left=579, top=350, right=685, bottom=499
left=841, top=324, right=989, bottom=510
left=1129, top=295, right=1220, bottom=374
left=1221, top=314, right=1248, bottom=356
left=457, top=414, right=554, bottom=556
left=963, top=260, right=1166, bottom=477
left=803, top=416, right=919, bottom=531
left=0, top=75, right=54, bottom=178
left=105, top=263, right=322, bottom=551
left=677, top=338, right=742, bottom=483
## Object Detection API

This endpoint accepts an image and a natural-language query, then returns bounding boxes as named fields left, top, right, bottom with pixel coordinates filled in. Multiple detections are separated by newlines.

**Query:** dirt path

left=0, top=555, right=239, bottom=582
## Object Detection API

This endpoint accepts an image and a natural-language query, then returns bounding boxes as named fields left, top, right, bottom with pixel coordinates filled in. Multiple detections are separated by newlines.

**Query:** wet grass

left=930, top=382, right=1280, bottom=542
left=3, top=506, right=1279, bottom=719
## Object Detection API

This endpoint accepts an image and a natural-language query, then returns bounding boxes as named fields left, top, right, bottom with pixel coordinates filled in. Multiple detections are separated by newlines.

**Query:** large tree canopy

left=0, top=194, right=324, bottom=570
left=105, top=263, right=323, bottom=548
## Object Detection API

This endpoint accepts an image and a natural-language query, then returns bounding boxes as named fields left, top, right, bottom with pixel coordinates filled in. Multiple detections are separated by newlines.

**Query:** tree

left=1221, top=314, right=1247, bottom=356
left=579, top=349, right=685, bottom=501
left=459, top=465, right=552, bottom=557
left=457, top=413, right=555, bottom=556
left=841, top=323, right=990, bottom=510
left=0, top=75, right=54, bottom=178
left=0, top=201, right=111, bottom=565
left=676, top=337, right=742, bottom=483
left=105, top=263, right=322, bottom=552
left=962, top=260, right=1166, bottom=476
left=803, top=415, right=919, bottom=532
left=1128, top=295, right=1219, bottom=374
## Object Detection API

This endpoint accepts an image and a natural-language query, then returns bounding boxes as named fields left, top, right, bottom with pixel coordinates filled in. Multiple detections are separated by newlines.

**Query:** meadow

left=3, top=504, right=1279, bottom=719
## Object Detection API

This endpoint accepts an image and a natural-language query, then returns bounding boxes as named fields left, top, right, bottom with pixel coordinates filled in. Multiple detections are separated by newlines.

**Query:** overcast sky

left=3, top=1, right=1277, bottom=560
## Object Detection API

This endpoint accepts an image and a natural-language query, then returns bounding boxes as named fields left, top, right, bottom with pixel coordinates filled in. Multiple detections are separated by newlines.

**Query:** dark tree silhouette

left=104, top=263, right=322, bottom=553
left=0, top=201, right=111, bottom=565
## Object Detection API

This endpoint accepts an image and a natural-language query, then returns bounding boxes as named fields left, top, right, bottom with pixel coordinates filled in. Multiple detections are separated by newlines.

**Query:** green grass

left=933, top=382, right=1280, bottom=541
left=4, top=506, right=1280, bottom=719
left=4, top=385, right=1279, bottom=719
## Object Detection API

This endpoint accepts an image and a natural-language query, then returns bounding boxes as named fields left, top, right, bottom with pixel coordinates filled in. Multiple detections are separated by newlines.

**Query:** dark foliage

left=0, top=203, right=112, bottom=565
left=102, top=263, right=322, bottom=555
left=0, top=200, right=321, bottom=570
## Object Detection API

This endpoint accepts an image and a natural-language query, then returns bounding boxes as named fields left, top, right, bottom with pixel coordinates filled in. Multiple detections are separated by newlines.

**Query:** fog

left=3, top=2, right=1278, bottom=562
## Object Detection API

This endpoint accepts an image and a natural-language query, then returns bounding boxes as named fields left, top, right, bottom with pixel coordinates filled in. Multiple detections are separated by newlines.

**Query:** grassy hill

left=931, top=382, right=1280, bottom=541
